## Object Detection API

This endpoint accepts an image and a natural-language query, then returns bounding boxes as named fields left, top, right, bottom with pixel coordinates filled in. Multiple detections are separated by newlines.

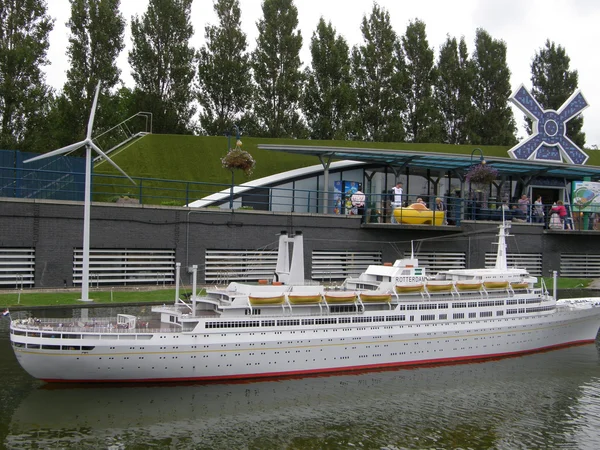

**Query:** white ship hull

left=11, top=305, right=600, bottom=383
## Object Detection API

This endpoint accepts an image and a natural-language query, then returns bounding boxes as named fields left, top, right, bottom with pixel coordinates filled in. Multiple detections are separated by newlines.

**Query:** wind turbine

left=24, top=82, right=136, bottom=301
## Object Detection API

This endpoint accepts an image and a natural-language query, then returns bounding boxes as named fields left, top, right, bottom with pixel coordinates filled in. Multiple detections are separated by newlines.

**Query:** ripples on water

left=1, top=315, right=600, bottom=449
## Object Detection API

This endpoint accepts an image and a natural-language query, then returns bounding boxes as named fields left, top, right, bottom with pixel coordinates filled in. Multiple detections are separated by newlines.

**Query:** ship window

left=453, top=313, right=464, bottom=319
left=352, top=317, right=372, bottom=323
left=468, top=302, right=477, bottom=307
left=302, top=319, right=315, bottom=325
left=62, top=346, right=81, bottom=351
left=26, top=343, right=40, bottom=349
left=468, top=312, right=476, bottom=318
left=339, top=317, right=351, bottom=324
left=507, top=299, right=518, bottom=305
left=480, top=311, right=493, bottom=317
left=315, top=318, right=337, bottom=325
left=496, top=311, right=504, bottom=316
left=12, top=330, right=26, bottom=336
left=262, top=320, right=275, bottom=327
left=454, top=303, right=467, bottom=308
left=372, top=316, right=385, bottom=322
left=507, top=309, right=518, bottom=314
left=439, top=314, right=447, bottom=320
left=12, top=342, right=25, bottom=348
left=41, top=345, right=61, bottom=350
left=62, top=334, right=81, bottom=339
left=420, top=315, right=435, bottom=321
left=82, top=346, right=95, bottom=351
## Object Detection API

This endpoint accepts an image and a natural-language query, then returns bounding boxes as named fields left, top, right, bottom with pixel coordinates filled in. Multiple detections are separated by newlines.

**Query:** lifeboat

left=359, top=292, right=392, bottom=303
left=287, top=294, right=322, bottom=304
left=510, top=281, right=529, bottom=290
left=323, top=292, right=357, bottom=303
left=456, top=281, right=482, bottom=291
left=248, top=295, right=286, bottom=305
left=395, top=283, right=424, bottom=294
left=483, top=280, right=509, bottom=289
left=425, top=281, right=453, bottom=292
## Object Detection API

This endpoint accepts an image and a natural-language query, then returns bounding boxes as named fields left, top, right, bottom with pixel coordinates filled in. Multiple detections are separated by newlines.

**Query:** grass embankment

left=0, top=279, right=594, bottom=308
left=0, top=288, right=190, bottom=309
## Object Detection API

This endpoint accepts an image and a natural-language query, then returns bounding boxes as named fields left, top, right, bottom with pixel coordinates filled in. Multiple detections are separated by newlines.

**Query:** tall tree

left=302, top=18, right=355, bottom=140
left=56, top=0, right=125, bottom=146
left=0, top=0, right=53, bottom=152
left=351, top=3, right=405, bottom=142
left=471, top=29, right=516, bottom=146
left=434, top=35, right=475, bottom=144
left=196, top=0, right=252, bottom=136
left=252, top=0, right=305, bottom=138
left=530, top=40, right=584, bottom=147
left=129, top=0, right=196, bottom=134
left=402, top=19, right=440, bottom=143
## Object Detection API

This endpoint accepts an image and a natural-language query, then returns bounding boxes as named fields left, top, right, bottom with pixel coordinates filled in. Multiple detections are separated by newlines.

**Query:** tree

left=470, top=29, right=516, bottom=146
left=302, top=18, right=355, bottom=140
left=434, top=35, right=475, bottom=144
left=530, top=40, right=584, bottom=147
left=0, top=0, right=53, bottom=152
left=351, top=3, right=405, bottom=142
left=57, top=0, right=125, bottom=146
left=129, top=0, right=196, bottom=134
left=252, top=0, right=305, bottom=138
left=196, top=0, right=252, bottom=136
left=402, top=19, right=440, bottom=143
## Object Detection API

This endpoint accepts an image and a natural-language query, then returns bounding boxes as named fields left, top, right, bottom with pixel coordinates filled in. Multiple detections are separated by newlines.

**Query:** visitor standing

left=518, top=194, right=530, bottom=222
left=533, top=195, right=544, bottom=223
left=436, top=197, right=447, bottom=225
left=351, top=189, right=366, bottom=222
left=391, top=182, right=403, bottom=223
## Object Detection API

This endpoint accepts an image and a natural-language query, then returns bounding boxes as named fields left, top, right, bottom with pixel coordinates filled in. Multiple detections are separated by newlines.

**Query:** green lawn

left=0, top=288, right=189, bottom=308
left=0, top=278, right=595, bottom=309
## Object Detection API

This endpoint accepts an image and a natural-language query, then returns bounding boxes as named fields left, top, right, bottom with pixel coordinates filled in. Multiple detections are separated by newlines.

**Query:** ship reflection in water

left=6, top=344, right=600, bottom=449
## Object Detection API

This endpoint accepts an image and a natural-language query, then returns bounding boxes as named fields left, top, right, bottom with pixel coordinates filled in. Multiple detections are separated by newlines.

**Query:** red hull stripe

left=41, top=339, right=596, bottom=384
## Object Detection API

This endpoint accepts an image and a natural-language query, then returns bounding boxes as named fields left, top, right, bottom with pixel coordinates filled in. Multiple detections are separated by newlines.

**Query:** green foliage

left=0, top=0, right=53, bottom=152
left=434, top=36, right=475, bottom=144
left=252, top=0, right=305, bottom=138
left=530, top=40, right=584, bottom=147
left=56, top=0, right=125, bottom=147
left=196, top=0, right=252, bottom=136
left=402, top=19, right=440, bottom=143
left=128, top=0, right=196, bottom=134
left=471, top=29, right=516, bottom=146
left=302, top=18, right=355, bottom=140
left=351, top=3, right=405, bottom=142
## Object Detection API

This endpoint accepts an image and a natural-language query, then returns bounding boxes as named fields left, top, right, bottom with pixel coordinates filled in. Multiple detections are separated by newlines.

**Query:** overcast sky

left=43, top=0, right=600, bottom=148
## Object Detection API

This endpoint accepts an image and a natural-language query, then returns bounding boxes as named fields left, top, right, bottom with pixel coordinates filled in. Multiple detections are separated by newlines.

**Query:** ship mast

left=494, top=221, right=510, bottom=271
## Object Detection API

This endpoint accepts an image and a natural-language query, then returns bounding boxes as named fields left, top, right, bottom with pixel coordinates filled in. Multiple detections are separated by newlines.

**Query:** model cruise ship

left=8, top=223, right=600, bottom=383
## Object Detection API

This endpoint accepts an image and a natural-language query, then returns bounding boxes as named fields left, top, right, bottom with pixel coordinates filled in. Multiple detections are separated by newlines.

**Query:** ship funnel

left=275, top=232, right=305, bottom=285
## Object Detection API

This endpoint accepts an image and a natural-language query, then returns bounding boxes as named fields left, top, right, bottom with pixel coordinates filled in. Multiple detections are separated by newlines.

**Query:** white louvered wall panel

left=205, top=249, right=278, bottom=282
left=0, top=248, right=35, bottom=287
left=560, top=253, right=600, bottom=278
left=416, top=252, right=466, bottom=275
left=73, top=249, right=175, bottom=286
left=485, top=253, right=542, bottom=277
left=311, top=250, right=382, bottom=280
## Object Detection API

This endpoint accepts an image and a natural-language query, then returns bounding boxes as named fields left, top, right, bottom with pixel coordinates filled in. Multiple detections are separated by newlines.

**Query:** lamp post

left=470, top=148, right=485, bottom=165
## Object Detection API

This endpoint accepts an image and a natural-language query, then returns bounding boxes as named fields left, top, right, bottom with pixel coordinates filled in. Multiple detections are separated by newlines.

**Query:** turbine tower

left=24, top=82, right=135, bottom=301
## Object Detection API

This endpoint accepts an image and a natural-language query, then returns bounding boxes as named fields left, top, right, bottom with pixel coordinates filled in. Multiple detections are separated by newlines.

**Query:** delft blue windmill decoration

left=508, top=84, right=589, bottom=165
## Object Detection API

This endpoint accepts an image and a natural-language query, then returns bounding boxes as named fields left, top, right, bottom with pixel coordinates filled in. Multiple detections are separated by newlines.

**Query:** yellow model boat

left=393, top=203, right=445, bottom=225
left=395, top=283, right=425, bottom=294
left=483, top=280, right=509, bottom=289
left=287, top=294, right=322, bottom=304
left=359, top=292, right=392, bottom=303
left=425, top=281, right=453, bottom=292
left=510, top=282, right=529, bottom=290
left=456, top=281, right=482, bottom=291
left=248, top=295, right=285, bottom=305
left=323, top=292, right=357, bottom=303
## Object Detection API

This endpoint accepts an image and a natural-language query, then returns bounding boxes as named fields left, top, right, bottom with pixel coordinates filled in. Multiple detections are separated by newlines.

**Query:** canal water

left=1, top=304, right=600, bottom=449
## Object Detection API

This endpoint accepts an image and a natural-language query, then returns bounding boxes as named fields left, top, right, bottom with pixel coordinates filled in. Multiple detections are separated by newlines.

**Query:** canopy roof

left=258, top=144, right=600, bottom=181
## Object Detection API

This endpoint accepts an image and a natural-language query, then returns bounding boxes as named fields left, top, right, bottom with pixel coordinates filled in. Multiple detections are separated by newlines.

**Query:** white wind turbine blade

left=23, top=140, right=86, bottom=163
left=87, top=82, right=101, bottom=140
left=89, top=142, right=136, bottom=185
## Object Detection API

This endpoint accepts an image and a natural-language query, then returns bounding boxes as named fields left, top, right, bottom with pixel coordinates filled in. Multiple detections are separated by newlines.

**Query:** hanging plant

left=465, top=163, right=498, bottom=186
left=221, top=140, right=256, bottom=176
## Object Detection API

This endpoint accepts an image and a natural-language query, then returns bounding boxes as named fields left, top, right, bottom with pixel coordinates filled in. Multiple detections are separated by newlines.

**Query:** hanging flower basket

left=221, top=140, right=255, bottom=176
left=465, top=163, right=498, bottom=186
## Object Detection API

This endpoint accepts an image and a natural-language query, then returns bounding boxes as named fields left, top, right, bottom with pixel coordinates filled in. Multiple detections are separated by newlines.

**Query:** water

left=1, top=308, right=600, bottom=449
